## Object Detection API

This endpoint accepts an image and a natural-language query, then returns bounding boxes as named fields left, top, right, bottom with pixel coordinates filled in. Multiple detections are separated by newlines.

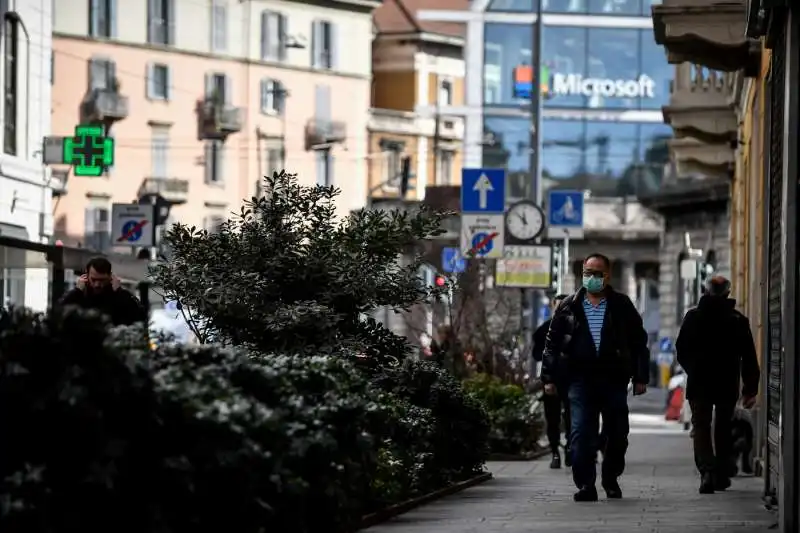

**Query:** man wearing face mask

left=59, top=257, right=147, bottom=327
left=541, top=253, right=650, bottom=502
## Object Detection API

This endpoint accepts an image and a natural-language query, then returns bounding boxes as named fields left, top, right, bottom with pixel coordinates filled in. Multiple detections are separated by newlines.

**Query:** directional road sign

left=62, top=125, right=115, bottom=177
left=461, top=168, right=506, bottom=214
left=659, top=337, right=673, bottom=353
left=112, top=203, right=155, bottom=248
left=546, top=189, right=585, bottom=239
left=441, top=247, right=467, bottom=274
left=461, top=214, right=504, bottom=259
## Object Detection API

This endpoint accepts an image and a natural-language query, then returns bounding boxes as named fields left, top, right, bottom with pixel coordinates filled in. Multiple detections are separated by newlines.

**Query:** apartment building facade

left=369, top=0, right=466, bottom=201
left=51, top=0, right=378, bottom=253
left=0, top=0, right=54, bottom=311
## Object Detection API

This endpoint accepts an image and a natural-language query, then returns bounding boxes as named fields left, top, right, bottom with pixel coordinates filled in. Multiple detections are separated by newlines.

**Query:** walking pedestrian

left=532, top=294, right=571, bottom=469
left=675, top=275, right=759, bottom=494
left=59, top=257, right=147, bottom=326
left=541, top=253, right=650, bottom=502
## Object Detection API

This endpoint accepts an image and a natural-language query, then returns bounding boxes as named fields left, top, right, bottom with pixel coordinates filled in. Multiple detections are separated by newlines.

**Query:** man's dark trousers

left=569, top=379, right=629, bottom=488
left=544, top=387, right=571, bottom=452
left=689, top=398, right=736, bottom=478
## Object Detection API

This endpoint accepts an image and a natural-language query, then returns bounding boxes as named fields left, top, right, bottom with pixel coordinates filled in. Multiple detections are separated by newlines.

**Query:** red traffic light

left=435, top=275, right=446, bottom=287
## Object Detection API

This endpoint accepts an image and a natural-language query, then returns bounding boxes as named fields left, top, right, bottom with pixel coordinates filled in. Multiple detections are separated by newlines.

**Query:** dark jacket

left=675, top=295, right=759, bottom=401
left=541, top=286, right=650, bottom=387
left=532, top=318, right=552, bottom=363
left=59, top=287, right=147, bottom=327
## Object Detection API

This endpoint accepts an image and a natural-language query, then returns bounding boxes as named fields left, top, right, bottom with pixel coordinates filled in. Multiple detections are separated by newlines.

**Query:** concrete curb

left=357, top=471, right=494, bottom=531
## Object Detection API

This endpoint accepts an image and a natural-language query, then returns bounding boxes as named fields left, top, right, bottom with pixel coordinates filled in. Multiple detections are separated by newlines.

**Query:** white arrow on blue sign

left=546, top=189, right=585, bottom=239
left=461, top=168, right=506, bottom=214
left=441, top=247, right=466, bottom=274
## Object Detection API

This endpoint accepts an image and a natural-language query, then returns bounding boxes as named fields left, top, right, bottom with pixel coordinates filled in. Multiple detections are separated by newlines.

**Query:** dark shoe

left=550, top=452, right=562, bottom=469
left=602, top=479, right=622, bottom=499
left=699, top=473, right=715, bottom=494
left=573, top=486, right=598, bottom=502
left=715, top=475, right=732, bottom=491
left=564, top=447, right=572, bottom=467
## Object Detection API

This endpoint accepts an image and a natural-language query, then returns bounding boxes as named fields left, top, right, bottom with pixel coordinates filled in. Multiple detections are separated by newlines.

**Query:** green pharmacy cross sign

left=62, top=125, right=115, bottom=177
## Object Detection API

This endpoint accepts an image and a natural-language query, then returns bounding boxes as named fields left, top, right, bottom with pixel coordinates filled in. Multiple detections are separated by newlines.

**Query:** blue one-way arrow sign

left=461, top=168, right=505, bottom=214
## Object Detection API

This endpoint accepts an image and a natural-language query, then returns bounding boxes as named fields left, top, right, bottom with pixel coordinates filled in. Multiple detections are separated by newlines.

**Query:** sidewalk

left=366, top=393, right=776, bottom=533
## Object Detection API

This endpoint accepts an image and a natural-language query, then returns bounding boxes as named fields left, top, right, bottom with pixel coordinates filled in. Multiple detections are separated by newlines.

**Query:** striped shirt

left=582, top=295, right=607, bottom=353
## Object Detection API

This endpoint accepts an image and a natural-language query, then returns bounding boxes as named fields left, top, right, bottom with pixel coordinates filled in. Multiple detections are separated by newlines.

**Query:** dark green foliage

left=464, top=373, right=544, bottom=455
left=150, top=171, right=448, bottom=365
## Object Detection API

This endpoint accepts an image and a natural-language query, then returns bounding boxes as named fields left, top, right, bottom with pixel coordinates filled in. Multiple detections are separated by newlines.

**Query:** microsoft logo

left=513, top=64, right=655, bottom=100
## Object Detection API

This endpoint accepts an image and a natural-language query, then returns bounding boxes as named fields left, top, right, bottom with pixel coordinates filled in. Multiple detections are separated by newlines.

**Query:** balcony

left=305, top=119, right=347, bottom=150
left=369, top=108, right=465, bottom=140
left=663, top=64, right=739, bottom=144
left=668, top=137, right=735, bottom=178
left=80, top=88, right=129, bottom=126
left=138, top=177, right=190, bottom=204
left=197, top=99, right=243, bottom=140
left=652, top=0, right=760, bottom=73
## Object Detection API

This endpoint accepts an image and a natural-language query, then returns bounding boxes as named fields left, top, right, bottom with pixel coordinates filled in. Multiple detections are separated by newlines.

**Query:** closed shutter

left=766, top=19, right=787, bottom=499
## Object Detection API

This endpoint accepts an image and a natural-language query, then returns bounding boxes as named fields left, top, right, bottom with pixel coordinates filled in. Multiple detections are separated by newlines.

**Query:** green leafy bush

left=464, top=373, right=543, bottom=455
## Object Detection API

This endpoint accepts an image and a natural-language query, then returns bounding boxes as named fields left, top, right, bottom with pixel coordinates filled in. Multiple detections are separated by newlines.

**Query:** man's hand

left=742, top=395, right=757, bottom=409
left=76, top=274, right=88, bottom=291
left=544, top=383, right=557, bottom=396
left=111, top=275, right=121, bottom=291
left=633, top=383, right=647, bottom=396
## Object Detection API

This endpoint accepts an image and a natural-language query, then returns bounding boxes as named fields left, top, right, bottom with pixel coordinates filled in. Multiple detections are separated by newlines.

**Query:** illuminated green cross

left=62, top=125, right=115, bottom=177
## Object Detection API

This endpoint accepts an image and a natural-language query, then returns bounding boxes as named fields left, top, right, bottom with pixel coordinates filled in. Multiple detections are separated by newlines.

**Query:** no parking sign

left=111, top=204, right=156, bottom=248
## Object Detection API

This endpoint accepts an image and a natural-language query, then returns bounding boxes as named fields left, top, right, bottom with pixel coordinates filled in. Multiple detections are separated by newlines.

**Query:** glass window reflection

left=483, top=116, right=532, bottom=200
left=639, top=32, right=672, bottom=110
left=541, top=119, right=667, bottom=198
left=484, top=24, right=534, bottom=106
left=542, top=26, right=587, bottom=108
left=586, top=28, right=642, bottom=109
left=488, top=0, right=537, bottom=11
left=588, top=0, right=641, bottom=14
left=542, top=0, right=587, bottom=12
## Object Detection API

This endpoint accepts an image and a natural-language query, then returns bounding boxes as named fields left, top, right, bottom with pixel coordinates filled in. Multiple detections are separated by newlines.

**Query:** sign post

left=460, top=168, right=506, bottom=259
left=546, top=190, right=585, bottom=290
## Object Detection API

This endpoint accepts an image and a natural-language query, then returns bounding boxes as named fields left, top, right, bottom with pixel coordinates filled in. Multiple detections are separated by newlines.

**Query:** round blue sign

left=471, top=232, right=494, bottom=256
left=121, top=220, right=143, bottom=242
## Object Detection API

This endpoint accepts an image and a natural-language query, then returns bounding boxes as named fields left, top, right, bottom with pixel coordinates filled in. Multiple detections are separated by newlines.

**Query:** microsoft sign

left=512, top=64, right=656, bottom=100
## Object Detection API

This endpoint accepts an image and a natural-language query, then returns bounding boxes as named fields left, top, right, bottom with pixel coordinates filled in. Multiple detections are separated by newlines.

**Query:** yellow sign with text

left=496, top=258, right=552, bottom=289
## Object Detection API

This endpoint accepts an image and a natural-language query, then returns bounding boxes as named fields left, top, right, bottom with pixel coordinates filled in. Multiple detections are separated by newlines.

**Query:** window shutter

left=89, top=0, right=100, bottom=36
left=146, top=63, right=155, bottom=99
left=275, top=81, right=284, bottom=113
left=84, top=207, right=96, bottom=248
left=314, top=84, right=331, bottom=121
left=260, top=11, right=268, bottom=59
left=204, top=72, right=214, bottom=98
left=165, top=65, right=172, bottom=100
left=204, top=142, right=213, bottom=183
left=311, top=20, right=321, bottom=67
left=217, top=142, right=225, bottom=183
left=147, top=0, right=156, bottom=42
left=167, top=0, right=176, bottom=45
left=109, top=0, right=118, bottom=38
left=224, top=75, right=232, bottom=104
left=327, top=152, right=334, bottom=186
left=88, top=58, right=99, bottom=90
left=259, top=79, right=267, bottom=111
left=278, top=13, right=287, bottom=61
left=107, top=60, right=117, bottom=89
left=329, top=23, right=338, bottom=69
left=97, top=208, right=110, bottom=251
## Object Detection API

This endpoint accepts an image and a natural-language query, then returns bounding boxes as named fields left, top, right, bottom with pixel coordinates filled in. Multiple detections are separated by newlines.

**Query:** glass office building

left=480, top=3, right=671, bottom=200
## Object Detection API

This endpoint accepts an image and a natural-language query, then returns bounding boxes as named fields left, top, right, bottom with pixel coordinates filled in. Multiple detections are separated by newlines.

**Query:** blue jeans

left=568, top=380, right=630, bottom=489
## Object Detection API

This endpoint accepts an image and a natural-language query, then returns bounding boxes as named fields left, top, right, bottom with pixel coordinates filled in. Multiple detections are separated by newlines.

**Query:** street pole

left=561, top=232, right=570, bottom=295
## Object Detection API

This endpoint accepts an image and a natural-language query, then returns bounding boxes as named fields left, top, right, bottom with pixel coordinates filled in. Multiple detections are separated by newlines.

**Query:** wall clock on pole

left=506, top=200, right=545, bottom=244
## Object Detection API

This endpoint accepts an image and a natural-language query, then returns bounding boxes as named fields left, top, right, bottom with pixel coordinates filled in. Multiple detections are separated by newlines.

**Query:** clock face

left=507, top=203, right=544, bottom=241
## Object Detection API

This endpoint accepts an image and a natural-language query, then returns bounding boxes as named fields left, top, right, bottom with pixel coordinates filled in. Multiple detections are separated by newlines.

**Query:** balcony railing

left=305, top=119, right=347, bottom=149
left=80, top=88, right=129, bottom=124
left=197, top=100, right=243, bottom=140
left=138, top=177, right=190, bottom=204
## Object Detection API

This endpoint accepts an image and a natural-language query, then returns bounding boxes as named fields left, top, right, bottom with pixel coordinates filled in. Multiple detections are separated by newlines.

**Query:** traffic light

left=434, top=274, right=447, bottom=288
left=400, top=156, right=411, bottom=197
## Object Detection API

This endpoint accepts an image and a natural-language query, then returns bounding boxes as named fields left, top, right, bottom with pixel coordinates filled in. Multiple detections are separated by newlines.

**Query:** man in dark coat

left=676, top=275, right=759, bottom=494
left=533, top=294, right=571, bottom=469
left=59, top=257, right=147, bottom=327
left=542, top=253, right=650, bottom=502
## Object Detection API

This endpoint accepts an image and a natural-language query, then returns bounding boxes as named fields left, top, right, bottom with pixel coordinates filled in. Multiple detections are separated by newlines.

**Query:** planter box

left=356, top=471, right=493, bottom=531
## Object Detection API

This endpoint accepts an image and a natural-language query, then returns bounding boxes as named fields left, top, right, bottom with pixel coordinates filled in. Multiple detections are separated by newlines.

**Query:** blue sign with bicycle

left=546, top=190, right=585, bottom=239
left=441, top=247, right=466, bottom=274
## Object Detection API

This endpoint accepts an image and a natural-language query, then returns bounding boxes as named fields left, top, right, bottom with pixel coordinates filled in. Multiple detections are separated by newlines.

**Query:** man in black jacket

left=59, top=257, right=146, bottom=327
left=533, top=294, right=570, bottom=469
left=542, top=253, right=650, bottom=502
left=676, top=275, right=759, bottom=494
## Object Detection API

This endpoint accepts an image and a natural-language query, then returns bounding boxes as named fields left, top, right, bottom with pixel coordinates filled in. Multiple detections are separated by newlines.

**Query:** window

left=146, top=63, right=171, bottom=100
left=543, top=0, right=587, bottom=12
left=483, top=117, right=531, bottom=200
left=382, top=148, right=401, bottom=188
left=484, top=23, right=533, bottom=106
left=586, top=28, right=640, bottom=109
left=541, top=26, right=587, bottom=109
left=438, top=79, right=453, bottom=106
left=150, top=127, right=170, bottom=178
left=50, top=54, right=54, bottom=85
left=261, top=10, right=287, bottom=61
left=4, top=15, right=18, bottom=156
left=88, top=57, right=116, bottom=90
left=89, top=0, right=116, bottom=38
left=205, top=72, right=230, bottom=103
left=204, top=215, right=225, bottom=234
left=488, top=0, right=536, bottom=11
left=260, top=79, right=285, bottom=114
left=639, top=31, right=673, bottom=110
left=436, top=150, right=454, bottom=185
left=265, top=144, right=284, bottom=177
left=147, top=0, right=175, bottom=45
left=205, top=140, right=224, bottom=183
left=211, top=0, right=227, bottom=53
left=315, top=149, right=333, bottom=186
left=84, top=205, right=110, bottom=251
left=588, top=0, right=641, bottom=15
left=311, top=20, right=336, bottom=69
